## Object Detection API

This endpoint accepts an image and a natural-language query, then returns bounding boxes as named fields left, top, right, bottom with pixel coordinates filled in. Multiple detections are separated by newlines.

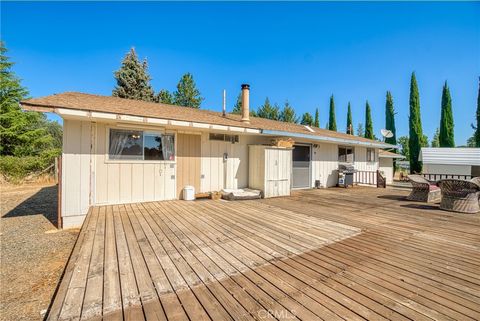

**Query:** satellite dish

left=381, top=129, right=394, bottom=138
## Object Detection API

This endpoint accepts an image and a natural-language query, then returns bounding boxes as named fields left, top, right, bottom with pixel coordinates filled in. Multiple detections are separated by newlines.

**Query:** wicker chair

left=407, top=175, right=441, bottom=203
left=436, top=179, right=480, bottom=214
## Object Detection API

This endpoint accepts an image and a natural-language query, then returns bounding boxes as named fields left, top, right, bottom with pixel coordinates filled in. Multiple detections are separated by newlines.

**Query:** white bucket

left=183, top=186, right=195, bottom=201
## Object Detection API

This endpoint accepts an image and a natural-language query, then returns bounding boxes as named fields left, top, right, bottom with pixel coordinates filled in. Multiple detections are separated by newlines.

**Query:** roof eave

left=261, top=129, right=396, bottom=149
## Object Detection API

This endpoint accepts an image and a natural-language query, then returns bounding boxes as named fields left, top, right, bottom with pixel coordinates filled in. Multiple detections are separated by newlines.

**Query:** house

left=21, top=84, right=394, bottom=228
left=420, top=147, right=480, bottom=178
left=378, top=150, right=405, bottom=184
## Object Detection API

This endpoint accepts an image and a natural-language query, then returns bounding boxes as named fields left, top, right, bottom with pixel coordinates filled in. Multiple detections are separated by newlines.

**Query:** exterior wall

left=94, top=123, right=176, bottom=205
left=422, top=164, right=471, bottom=176
left=200, top=133, right=268, bottom=192
left=379, top=158, right=394, bottom=184
left=310, top=143, right=379, bottom=188
left=62, top=119, right=92, bottom=228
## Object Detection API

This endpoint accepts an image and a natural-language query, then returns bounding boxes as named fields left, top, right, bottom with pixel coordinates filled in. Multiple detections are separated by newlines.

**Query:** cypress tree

left=431, top=128, right=440, bottom=147
left=364, top=101, right=374, bottom=139
left=279, top=101, right=298, bottom=123
left=439, top=81, right=455, bottom=147
left=385, top=91, right=397, bottom=145
left=328, top=95, right=337, bottom=131
left=408, top=72, right=424, bottom=173
left=475, top=78, right=480, bottom=147
left=346, top=102, right=353, bottom=135
left=300, top=112, right=314, bottom=126
left=173, top=73, right=204, bottom=108
left=314, top=108, right=320, bottom=127
left=112, top=48, right=155, bottom=101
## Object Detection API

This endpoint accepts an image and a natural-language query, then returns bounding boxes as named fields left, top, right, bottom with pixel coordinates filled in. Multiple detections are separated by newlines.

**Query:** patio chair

left=407, top=175, right=441, bottom=203
left=436, top=179, right=480, bottom=214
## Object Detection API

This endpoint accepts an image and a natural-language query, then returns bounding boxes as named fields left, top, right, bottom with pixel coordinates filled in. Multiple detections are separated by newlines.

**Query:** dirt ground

left=1, top=183, right=79, bottom=321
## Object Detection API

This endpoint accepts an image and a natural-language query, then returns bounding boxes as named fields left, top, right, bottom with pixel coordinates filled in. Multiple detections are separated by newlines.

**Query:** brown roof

left=21, top=92, right=393, bottom=147
left=379, top=150, right=405, bottom=158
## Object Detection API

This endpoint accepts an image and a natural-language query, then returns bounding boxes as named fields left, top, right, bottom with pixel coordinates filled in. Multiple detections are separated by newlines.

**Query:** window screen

left=338, top=146, right=354, bottom=163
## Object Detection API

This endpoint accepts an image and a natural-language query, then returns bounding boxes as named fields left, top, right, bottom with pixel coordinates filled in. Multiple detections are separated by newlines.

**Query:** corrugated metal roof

left=419, top=148, right=480, bottom=166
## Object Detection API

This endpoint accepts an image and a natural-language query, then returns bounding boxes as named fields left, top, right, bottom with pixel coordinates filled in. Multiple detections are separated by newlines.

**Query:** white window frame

left=105, top=126, right=177, bottom=164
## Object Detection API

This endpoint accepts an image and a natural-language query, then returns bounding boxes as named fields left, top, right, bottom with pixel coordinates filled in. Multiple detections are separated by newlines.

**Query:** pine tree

left=364, top=101, right=374, bottom=139
left=385, top=91, right=397, bottom=145
left=356, top=123, right=364, bottom=137
left=155, top=89, right=173, bottom=104
left=232, top=93, right=242, bottom=114
left=257, top=97, right=279, bottom=120
left=431, top=128, right=440, bottom=147
left=328, top=95, right=337, bottom=131
left=112, top=48, right=155, bottom=101
left=474, top=78, right=480, bottom=147
left=173, top=73, right=204, bottom=108
left=0, top=42, right=61, bottom=156
left=439, top=81, right=455, bottom=147
left=346, top=102, right=353, bottom=135
left=300, top=112, right=314, bottom=126
left=314, top=108, right=320, bottom=127
left=279, top=101, right=298, bottom=123
left=408, top=72, right=424, bottom=173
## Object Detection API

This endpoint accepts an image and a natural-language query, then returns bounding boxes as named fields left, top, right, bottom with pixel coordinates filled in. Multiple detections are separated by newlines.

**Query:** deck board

left=47, top=187, right=480, bottom=321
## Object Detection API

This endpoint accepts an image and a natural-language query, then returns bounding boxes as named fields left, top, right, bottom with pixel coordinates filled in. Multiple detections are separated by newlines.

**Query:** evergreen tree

left=0, top=42, right=61, bottom=156
left=155, top=89, right=173, bottom=104
left=328, top=95, right=337, bottom=131
left=385, top=91, right=397, bottom=145
left=431, top=128, right=440, bottom=147
left=398, top=136, right=409, bottom=159
left=173, top=73, right=204, bottom=108
left=439, top=81, right=455, bottom=147
left=474, top=78, right=480, bottom=147
left=257, top=97, right=279, bottom=120
left=300, top=112, right=314, bottom=126
left=232, top=93, right=242, bottom=114
left=408, top=72, right=424, bottom=173
left=112, top=48, right=155, bottom=101
left=364, top=101, right=374, bottom=139
left=356, top=123, right=364, bottom=137
left=314, top=108, right=320, bottom=127
left=279, top=101, right=298, bottom=123
left=346, top=102, right=353, bottom=135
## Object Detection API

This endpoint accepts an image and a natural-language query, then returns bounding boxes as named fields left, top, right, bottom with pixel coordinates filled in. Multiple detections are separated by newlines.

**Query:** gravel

left=1, top=183, right=79, bottom=321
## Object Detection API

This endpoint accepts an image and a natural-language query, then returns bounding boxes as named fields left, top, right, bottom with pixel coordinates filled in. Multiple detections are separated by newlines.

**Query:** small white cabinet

left=249, top=145, right=292, bottom=198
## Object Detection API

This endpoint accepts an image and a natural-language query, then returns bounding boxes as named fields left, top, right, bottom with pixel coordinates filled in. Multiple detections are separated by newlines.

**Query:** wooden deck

left=47, top=188, right=480, bottom=321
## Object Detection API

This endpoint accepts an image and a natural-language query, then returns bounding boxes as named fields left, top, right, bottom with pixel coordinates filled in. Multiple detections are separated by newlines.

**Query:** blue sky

left=2, top=1, right=479, bottom=145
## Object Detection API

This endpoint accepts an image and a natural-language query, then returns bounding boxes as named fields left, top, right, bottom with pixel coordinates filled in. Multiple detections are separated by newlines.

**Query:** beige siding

left=311, top=143, right=339, bottom=188
left=62, top=119, right=92, bottom=227
left=200, top=133, right=267, bottom=192
left=94, top=123, right=176, bottom=205
left=379, top=158, right=394, bottom=184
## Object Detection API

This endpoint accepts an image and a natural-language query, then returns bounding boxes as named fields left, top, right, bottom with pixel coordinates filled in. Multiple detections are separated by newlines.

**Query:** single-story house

left=21, top=84, right=394, bottom=228
left=378, top=150, right=405, bottom=184
left=420, top=147, right=480, bottom=179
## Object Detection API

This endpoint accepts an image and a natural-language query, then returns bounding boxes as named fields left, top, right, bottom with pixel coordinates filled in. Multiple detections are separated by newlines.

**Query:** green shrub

left=0, top=148, right=61, bottom=181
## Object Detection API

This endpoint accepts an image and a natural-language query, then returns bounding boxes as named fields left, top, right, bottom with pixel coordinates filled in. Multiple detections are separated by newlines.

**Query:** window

left=338, top=146, right=354, bottom=163
left=209, top=133, right=239, bottom=143
left=109, top=129, right=175, bottom=161
left=366, top=148, right=376, bottom=162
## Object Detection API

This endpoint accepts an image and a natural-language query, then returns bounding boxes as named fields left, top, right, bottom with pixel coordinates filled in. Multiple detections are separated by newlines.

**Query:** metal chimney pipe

left=222, top=89, right=226, bottom=117
left=241, top=84, right=250, bottom=124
